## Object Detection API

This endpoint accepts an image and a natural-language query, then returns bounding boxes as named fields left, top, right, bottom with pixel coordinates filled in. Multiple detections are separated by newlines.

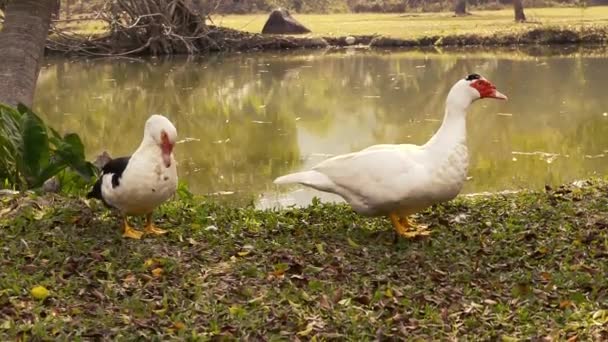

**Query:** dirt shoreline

left=170, top=25, right=608, bottom=51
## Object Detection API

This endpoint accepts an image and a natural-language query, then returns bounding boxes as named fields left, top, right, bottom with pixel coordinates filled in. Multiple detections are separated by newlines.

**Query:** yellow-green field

left=211, top=7, right=608, bottom=38
left=41, top=7, right=608, bottom=39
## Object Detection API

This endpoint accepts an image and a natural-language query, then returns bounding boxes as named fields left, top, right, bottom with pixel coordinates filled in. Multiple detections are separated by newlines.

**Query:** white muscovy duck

left=274, top=74, right=507, bottom=238
left=87, top=114, right=178, bottom=239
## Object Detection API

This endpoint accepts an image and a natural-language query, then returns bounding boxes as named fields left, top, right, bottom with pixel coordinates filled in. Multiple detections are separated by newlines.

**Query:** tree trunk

left=0, top=0, right=56, bottom=107
left=514, top=0, right=526, bottom=22
left=454, top=0, right=467, bottom=16
left=65, top=0, right=72, bottom=19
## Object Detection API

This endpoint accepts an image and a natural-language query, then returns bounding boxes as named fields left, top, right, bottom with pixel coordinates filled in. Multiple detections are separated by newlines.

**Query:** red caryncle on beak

left=160, top=132, right=174, bottom=168
left=470, top=79, right=508, bottom=100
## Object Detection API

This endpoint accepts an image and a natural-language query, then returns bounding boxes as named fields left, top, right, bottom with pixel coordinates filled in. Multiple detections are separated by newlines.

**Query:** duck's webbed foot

left=122, top=217, right=143, bottom=239
left=144, top=213, right=167, bottom=236
left=389, top=213, right=431, bottom=239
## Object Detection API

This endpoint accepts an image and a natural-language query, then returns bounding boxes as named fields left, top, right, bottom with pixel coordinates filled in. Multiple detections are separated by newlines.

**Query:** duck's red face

left=160, top=130, right=174, bottom=168
left=469, top=78, right=508, bottom=100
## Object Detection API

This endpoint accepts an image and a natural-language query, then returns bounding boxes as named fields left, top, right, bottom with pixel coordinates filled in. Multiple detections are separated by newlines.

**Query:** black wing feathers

left=87, top=178, right=103, bottom=200
left=86, top=156, right=131, bottom=200
left=102, top=157, right=131, bottom=188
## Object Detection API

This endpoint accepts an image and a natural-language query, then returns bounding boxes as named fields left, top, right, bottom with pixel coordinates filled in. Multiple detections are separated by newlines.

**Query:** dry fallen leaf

left=152, top=268, right=163, bottom=278
left=297, top=323, right=314, bottom=336
left=354, top=295, right=371, bottom=305
left=333, top=288, right=343, bottom=303
left=153, top=308, right=167, bottom=315
left=592, top=309, right=608, bottom=322
left=123, top=274, right=136, bottom=285
left=319, top=295, right=332, bottom=310
left=347, top=238, right=360, bottom=248
left=566, top=335, right=578, bottom=342
left=559, top=300, right=573, bottom=309
left=270, top=269, right=285, bottom=278
left=315, top=243, right=326, bottom=255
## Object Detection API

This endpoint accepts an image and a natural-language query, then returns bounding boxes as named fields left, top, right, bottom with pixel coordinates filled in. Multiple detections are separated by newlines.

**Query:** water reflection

left=35, top=47, right=608, bottom=208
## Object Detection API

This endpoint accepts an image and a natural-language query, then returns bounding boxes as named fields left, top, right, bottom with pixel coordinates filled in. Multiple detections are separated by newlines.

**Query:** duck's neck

left=133, top=135, right=160, bottom=160
left=423, top=94, right=471, bottom=152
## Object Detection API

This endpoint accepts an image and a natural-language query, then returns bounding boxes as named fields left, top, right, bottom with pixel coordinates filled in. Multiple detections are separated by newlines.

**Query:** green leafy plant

left=0, top=103, right=96, bottom=191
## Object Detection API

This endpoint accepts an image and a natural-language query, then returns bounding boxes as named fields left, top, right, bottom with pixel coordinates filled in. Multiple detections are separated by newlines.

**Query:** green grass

left=44, top=7, right=608, bottom=50
left=212, top=7, right=608, bottom=38
left=2, top=179, right=608, bottom=339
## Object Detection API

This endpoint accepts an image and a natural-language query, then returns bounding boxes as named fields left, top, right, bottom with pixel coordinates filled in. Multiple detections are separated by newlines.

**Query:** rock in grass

left=42, top=177, right=60, bottom=193
left=93, top=151, right=112, bottom=170
left=262, top=8, right=311, bottom=35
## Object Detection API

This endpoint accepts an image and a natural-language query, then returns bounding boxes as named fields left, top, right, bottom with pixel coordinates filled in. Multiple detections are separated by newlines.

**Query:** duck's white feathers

left=272, top=77, right=486, bottom=217
left=91, top=114, right=179, bottom=216
left=275, top=142, right=467, bottom=216
left=101, top=145, right=177, bottom=215
left=273, top=170, right=334, bottom=190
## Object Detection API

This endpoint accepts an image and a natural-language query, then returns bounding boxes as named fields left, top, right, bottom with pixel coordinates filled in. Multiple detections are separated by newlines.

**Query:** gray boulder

left=261, top=8, right=311, bottom=35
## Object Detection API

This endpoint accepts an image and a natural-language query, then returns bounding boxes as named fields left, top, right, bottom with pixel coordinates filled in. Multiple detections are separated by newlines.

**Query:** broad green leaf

left=0, top=105, right=25, bottom=188
left=60, top=133, right=86, bottom=158
left=20, top=127, right=47, bottom=176
left=0, top=102, right=94, bottom=190
left=49, top=127, right=62, bottom=141
left=19, top=109, right=50, bottom=186
left=53, top=146, right=96, bottom=180
left=52, top=132, right=95, bottom=180
left=0, top=106, right=22, bottom=150
left=33, top=162, right=67, bottom=188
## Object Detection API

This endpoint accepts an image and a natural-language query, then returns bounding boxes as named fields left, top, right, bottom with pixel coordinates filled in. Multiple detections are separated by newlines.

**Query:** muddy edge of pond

left=46, top=25, right=608, bottom=56
left=217, top=25, right=608, bottom=50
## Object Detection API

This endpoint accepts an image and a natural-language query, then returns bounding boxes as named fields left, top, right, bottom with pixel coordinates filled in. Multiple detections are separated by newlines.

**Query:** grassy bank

left=213, top=7, right=608, bottom=38
left=55, top=7, right=608, bottom=38
left=2, top=180, right=608, bottom=339
left=40, top=7, right=608, bottom=54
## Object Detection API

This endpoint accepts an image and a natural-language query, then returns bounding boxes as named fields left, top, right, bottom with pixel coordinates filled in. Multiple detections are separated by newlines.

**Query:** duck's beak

left=161, top=134, right=173, bottom=168
left=490, top=89, right=508, bottom=100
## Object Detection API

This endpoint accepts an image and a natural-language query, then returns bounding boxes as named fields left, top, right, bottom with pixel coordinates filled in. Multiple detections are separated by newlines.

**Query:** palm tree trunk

left=0, top=0, right=56, bottom=107
left=514, top=0, right=526, bottom=22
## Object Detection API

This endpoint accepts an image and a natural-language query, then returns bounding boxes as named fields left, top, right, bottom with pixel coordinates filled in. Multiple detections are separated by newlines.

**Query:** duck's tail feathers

left=87, top=179, right=103, bottom=200
left=273, top=170, right=335, bottom=192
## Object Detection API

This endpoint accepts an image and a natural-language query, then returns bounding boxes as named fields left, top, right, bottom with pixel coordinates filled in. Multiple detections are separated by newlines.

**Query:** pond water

left=35, top=47, right=608, bottom=208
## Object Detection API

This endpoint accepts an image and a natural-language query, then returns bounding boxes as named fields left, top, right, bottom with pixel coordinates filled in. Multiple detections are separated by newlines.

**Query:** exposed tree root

left=48, top=0, right=216, bottom=55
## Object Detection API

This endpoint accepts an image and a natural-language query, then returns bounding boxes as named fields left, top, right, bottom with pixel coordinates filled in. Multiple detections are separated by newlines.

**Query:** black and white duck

left=87, top=114, right=178, bottom=239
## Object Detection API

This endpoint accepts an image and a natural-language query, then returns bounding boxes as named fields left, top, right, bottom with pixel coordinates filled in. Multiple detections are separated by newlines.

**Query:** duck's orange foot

left=144, top=213, right=167, bottom=236
left=122, top=218, right=143, bottom=239
left=144, top=224, right=167, bottom=235
left=389, top=213, right=431, bottom=240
